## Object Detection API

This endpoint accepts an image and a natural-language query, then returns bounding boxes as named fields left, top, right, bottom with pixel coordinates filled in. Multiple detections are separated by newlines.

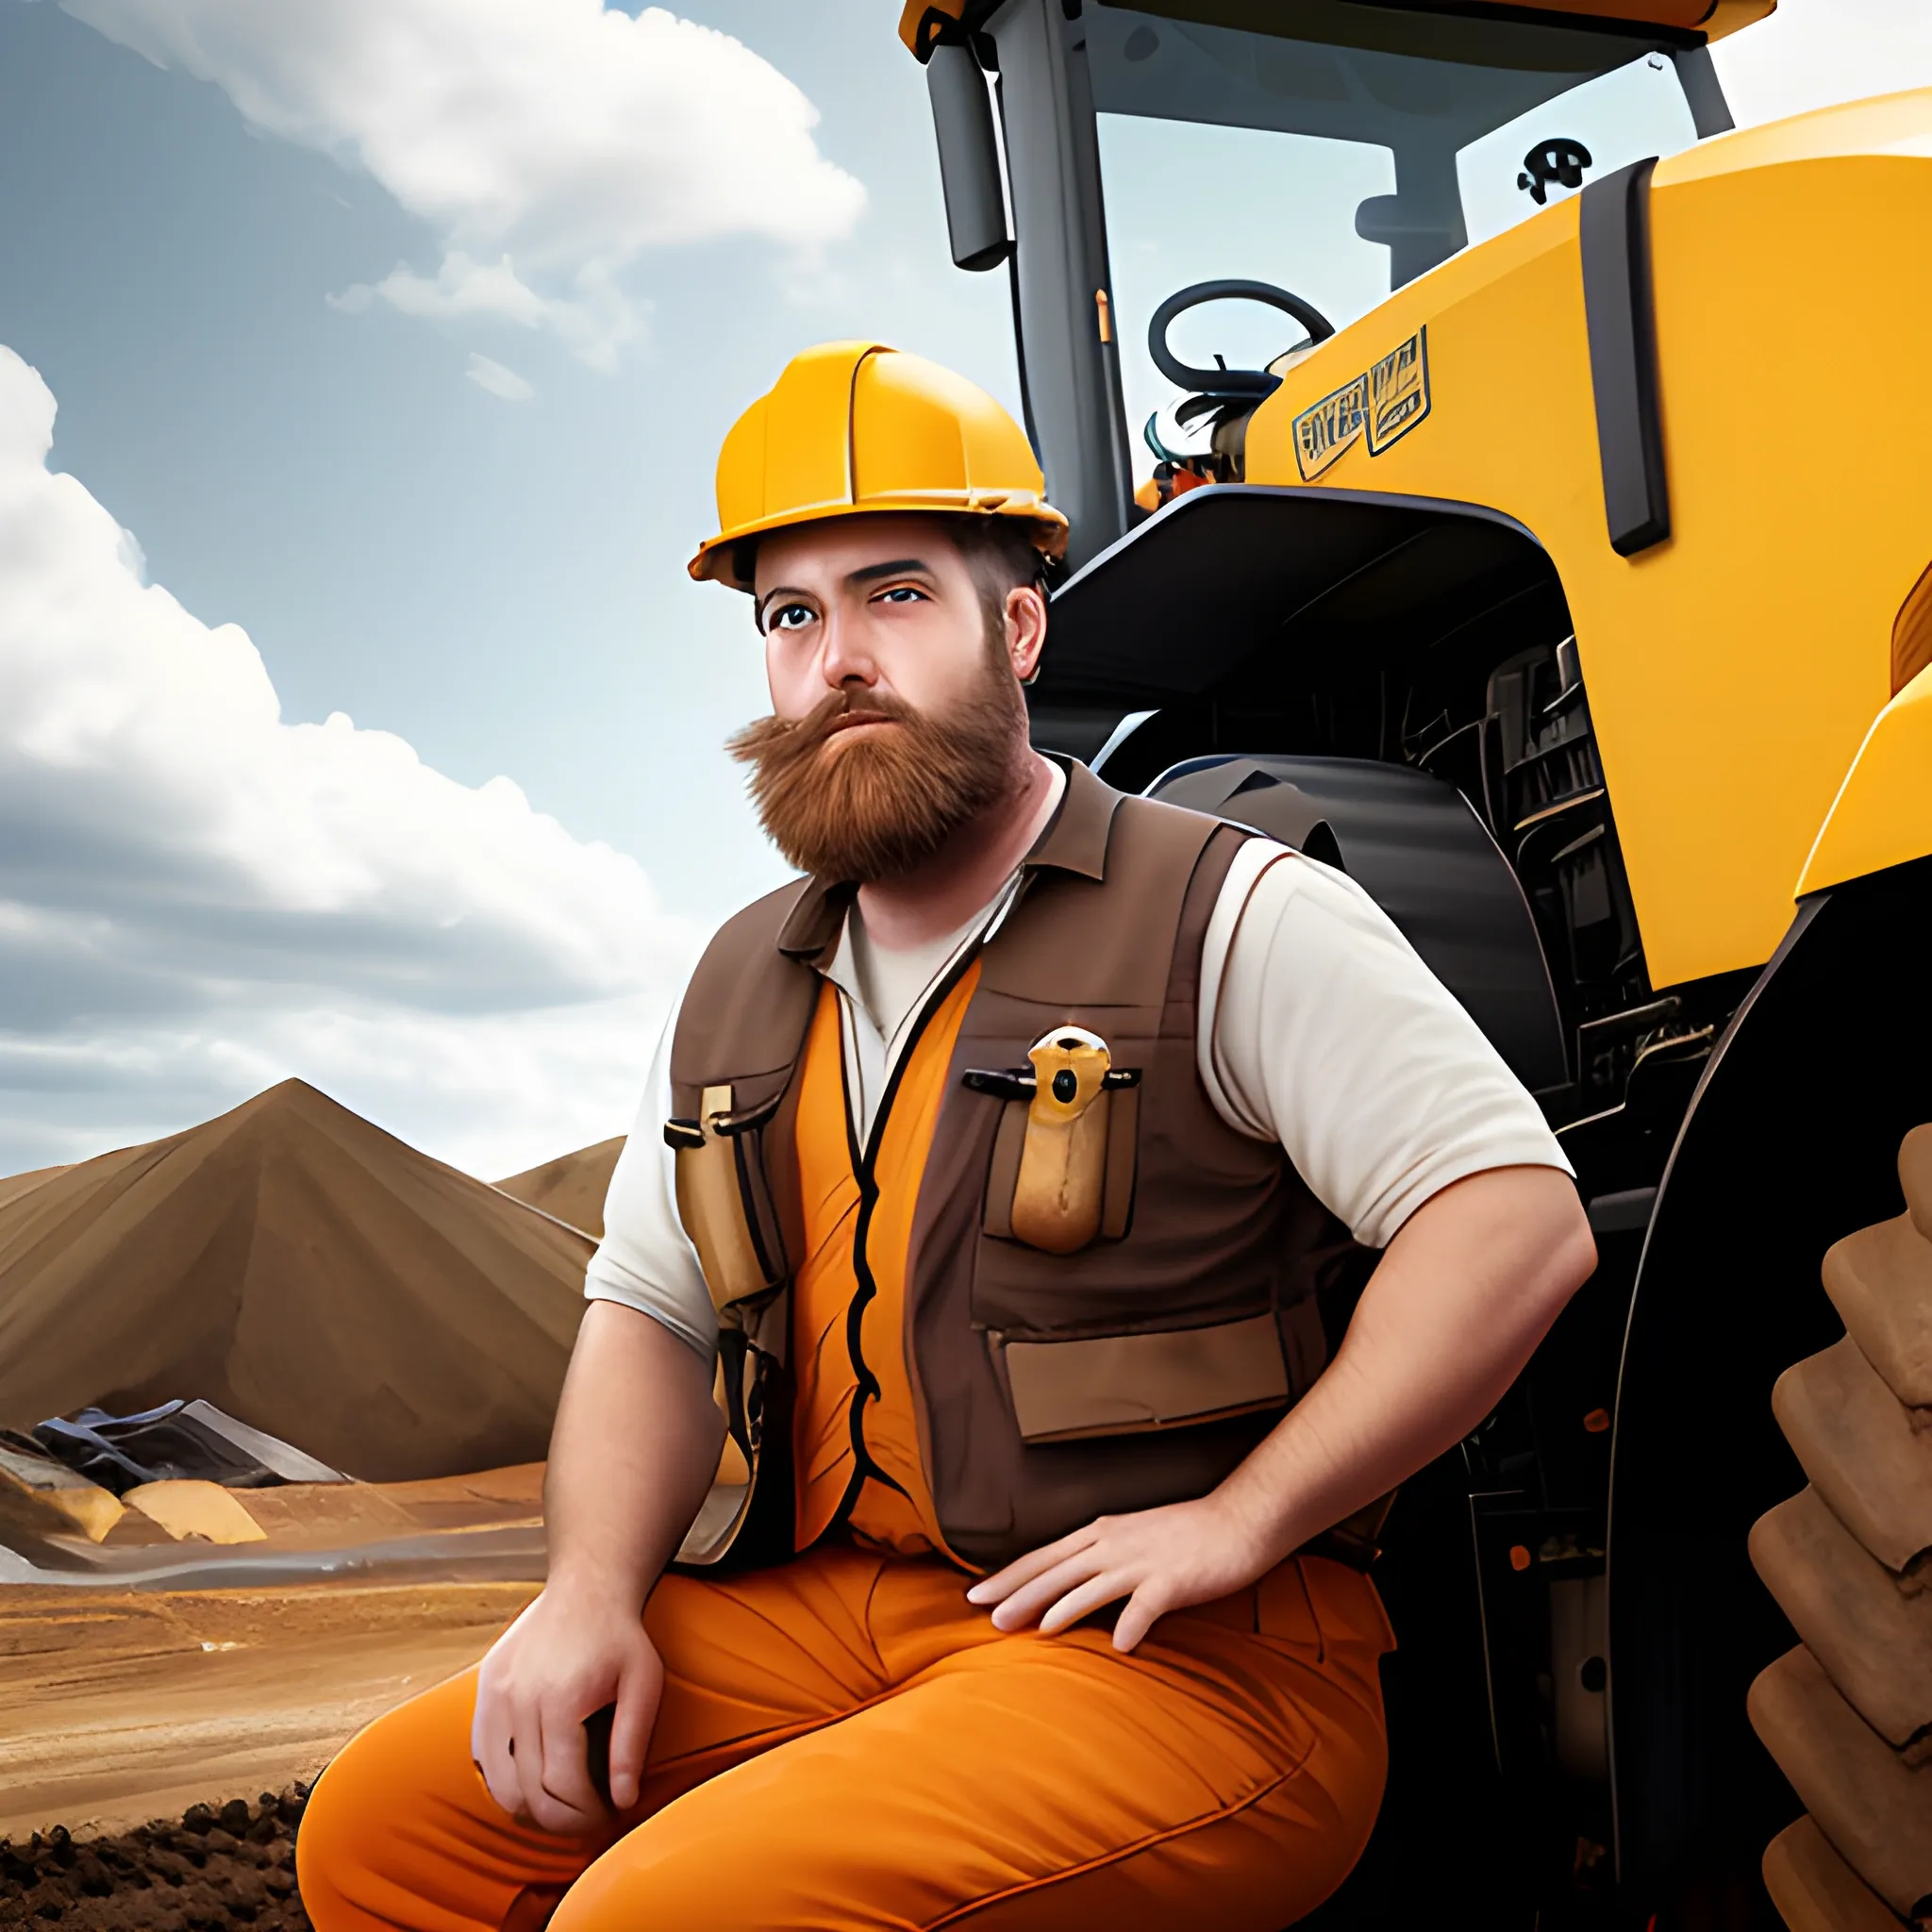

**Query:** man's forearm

left=1218, top=1164, right=1598, bottom=1566
left=544, top=1298, right=725, bottom=1609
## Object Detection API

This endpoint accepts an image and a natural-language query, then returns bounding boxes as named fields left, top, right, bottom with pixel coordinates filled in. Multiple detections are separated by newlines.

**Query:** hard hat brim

left=689, top=495, right=1071, bottom=590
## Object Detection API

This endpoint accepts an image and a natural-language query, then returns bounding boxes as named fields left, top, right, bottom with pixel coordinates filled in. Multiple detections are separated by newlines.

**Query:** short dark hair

left=950, top=515, right=1054, bottom=604
left=949, top=518, right=1056, bottom=664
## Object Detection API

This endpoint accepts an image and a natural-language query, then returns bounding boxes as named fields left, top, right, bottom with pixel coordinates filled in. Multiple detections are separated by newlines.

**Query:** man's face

left=726, top=514, right=1047, bottom=884
left=752, top=512, right=1043, bottom=724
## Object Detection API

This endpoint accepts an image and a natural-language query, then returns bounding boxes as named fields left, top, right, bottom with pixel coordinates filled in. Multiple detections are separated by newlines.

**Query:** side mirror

left=926, top=41, right=1010, bottom=273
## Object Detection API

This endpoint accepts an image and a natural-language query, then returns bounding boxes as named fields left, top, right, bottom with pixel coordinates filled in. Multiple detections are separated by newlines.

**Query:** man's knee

left=294, top=1726, right=394, bottom=1929
left=295, top=1671, right=487, bottom=1930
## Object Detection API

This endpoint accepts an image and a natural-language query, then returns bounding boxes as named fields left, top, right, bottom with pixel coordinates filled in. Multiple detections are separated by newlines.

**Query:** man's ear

left=1006, top=584, right=1048, bottom=686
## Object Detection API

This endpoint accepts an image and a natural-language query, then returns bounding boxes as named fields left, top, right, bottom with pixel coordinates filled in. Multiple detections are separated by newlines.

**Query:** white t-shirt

left=587, top=827, right=1573, bottom=1361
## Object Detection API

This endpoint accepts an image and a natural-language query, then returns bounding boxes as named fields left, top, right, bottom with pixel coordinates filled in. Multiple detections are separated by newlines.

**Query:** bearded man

left=300, top=342, right=1595, bottom=1932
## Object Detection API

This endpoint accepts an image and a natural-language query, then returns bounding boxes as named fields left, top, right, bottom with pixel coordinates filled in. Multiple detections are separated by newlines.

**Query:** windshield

left=1087, top=0, right=1702, bottom=483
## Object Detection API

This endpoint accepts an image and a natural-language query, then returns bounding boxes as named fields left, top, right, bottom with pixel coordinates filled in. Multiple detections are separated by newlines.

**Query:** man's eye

left=875, top=586, right=927, bottom=606
left=769, top=604, right=816, bottom=631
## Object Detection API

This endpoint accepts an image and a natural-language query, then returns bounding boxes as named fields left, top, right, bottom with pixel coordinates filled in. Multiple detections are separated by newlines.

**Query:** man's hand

left=471, top=1584, right=663, bottom=1833
left=467, top=1298, right=725, bottom=1835
left=967, top=1491, right=1272, bottom=1653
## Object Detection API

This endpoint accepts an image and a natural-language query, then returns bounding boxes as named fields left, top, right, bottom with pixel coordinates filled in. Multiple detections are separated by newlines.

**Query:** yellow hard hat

left=689, top=341, right=1069, bottom=588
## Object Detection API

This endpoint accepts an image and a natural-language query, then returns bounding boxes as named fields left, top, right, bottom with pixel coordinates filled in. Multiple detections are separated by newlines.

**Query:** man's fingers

left=513, top=1690, right=597, bottom=1835
left=989, top=1549, right=1109, bottom=1631
left=470, top=1672, right=521, bottom=1817
left=509, top=1688, right=556, bottom=1827
left=1038, top=1571, right=1134, bottom=1636
left=605, top=1649, right=662, bottom=1815
left=967, top=1526, right=1098, bottom=1606
left=1110, top=1579, right=1176, bottom=1655
left=534, top=1694, right=608, bottom=1830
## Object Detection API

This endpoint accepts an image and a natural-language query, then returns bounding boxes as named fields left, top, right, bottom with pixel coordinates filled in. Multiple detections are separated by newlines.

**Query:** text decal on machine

left=1291, top=328, right=1431, bottom=480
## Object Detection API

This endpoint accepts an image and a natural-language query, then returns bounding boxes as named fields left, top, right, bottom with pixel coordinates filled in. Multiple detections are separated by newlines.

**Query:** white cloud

left=0, top=342, right=699, bottom=1175
left=336, top=255, right=557, bottom=332
left=1714, top=1, right=1932, bottom=127
left=340, top=255, right=642, bottom=374
left=464, top=350, right=536, bottom=403
left=61, top=0, right=867, bottom=368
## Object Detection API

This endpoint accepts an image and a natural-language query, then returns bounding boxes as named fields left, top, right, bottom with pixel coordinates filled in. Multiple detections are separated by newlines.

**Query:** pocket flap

left=1004, top=1312, right=1289, bottom=1443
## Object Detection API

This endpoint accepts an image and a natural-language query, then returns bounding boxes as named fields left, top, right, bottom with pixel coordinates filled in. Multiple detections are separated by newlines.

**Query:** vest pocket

left=668, top=1082, right=788, bottom=1309
left=994, top=1312, right=1290, bottom=1443
left=666, top=1085, right=789, bottom=1570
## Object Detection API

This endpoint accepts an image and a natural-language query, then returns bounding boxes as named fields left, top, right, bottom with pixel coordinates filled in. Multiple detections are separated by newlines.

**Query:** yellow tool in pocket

left=969, top=1029, right=1141, bottom=1254
left=1010, top=1027, right=1117, bottom=1255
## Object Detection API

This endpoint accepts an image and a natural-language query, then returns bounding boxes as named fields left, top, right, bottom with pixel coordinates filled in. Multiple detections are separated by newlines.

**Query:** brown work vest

left=664, top=759, right=1363, bottom=1574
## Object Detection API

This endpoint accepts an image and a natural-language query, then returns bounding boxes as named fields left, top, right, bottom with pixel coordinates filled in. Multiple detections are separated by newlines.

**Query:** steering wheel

left=1147, top=279, right=1336, bottom=401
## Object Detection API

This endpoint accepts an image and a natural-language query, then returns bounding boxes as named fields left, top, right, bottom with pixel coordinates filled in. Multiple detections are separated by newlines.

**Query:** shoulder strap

left=1161, top=818, right=1253, bottom=1038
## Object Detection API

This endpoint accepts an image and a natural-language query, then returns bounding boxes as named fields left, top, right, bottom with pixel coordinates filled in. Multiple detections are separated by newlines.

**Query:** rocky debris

left=0, top=1788, right=312, bottom=1930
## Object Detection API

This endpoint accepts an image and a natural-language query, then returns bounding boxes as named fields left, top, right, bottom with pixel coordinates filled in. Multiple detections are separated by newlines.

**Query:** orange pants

left=298, top=1544, right=1391, bottom=1932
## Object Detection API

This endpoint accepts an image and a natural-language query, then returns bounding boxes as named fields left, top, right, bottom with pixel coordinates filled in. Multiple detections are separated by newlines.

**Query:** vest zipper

left=824, top=942, right=984, bottom=1539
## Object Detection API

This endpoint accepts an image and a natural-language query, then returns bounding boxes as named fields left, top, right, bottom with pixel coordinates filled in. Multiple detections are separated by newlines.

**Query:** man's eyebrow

left=845, top=558, right=934, bottom=588
left=757, top=585, right=812, bottom=612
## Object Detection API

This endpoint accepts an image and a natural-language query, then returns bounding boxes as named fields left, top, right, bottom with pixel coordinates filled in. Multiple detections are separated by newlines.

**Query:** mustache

left=724, top=687, right=914, bottom=769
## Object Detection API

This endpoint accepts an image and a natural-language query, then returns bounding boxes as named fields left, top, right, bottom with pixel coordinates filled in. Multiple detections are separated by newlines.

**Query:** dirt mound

left=0, top=1166, right=67, bottom=1214
left=494, top=1136, right=624, bottom=1239
left=0, top=1081, right=591, bottom=1482
left=2, top=1790, right=312, bottom=1931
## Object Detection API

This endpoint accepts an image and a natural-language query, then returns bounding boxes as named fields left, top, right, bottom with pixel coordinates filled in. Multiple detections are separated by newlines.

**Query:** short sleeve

left=1198, top=840, right=1574, bottom=1250
left=584, top=990, right=719, bottom=1362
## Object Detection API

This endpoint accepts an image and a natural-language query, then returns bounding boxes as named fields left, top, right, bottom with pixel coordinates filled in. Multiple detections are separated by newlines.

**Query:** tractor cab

left=906, top=0, right=1746, bottom=569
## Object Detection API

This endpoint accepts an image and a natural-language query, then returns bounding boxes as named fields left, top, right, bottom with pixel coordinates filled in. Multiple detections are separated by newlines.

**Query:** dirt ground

left=4, top=1790, right=315, bottom=1931
left=0, top=1578, right=538, bottom=1925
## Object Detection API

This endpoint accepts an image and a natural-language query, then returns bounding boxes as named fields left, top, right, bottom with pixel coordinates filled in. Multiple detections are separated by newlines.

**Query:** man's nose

left=817, top=607, right=878, bottom=692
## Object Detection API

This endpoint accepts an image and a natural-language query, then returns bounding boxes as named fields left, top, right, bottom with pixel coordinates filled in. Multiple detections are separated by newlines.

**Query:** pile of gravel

left=0, top=1789, right=312, bottom=1930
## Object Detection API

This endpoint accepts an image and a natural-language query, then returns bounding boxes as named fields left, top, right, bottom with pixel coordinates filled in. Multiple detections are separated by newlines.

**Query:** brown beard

left=725, top=639, right=1027, bottom=884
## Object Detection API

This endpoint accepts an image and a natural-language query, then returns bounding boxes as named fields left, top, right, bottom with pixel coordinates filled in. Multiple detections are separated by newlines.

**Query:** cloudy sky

left=0, top=0, right=1926, bottom=1180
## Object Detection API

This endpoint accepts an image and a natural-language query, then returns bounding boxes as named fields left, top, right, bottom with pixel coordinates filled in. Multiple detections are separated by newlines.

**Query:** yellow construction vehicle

left=899, top=4, right=1931, bottom=1926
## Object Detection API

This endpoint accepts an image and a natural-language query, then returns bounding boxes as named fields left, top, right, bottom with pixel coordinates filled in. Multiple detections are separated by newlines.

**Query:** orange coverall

left=299, top=975, right=1393, bottom=1930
